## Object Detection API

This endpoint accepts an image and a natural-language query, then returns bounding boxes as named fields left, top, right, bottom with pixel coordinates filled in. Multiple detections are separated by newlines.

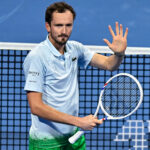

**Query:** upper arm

left=27, top=91, right=43, bottom=115
left=23, top=53, right=45, bottom=93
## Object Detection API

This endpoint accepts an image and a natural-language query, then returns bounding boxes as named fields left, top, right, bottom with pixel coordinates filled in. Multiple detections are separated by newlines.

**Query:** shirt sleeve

left=76, top=42, right=95, bottom=69
left=23, top=52, right=45, bottom=93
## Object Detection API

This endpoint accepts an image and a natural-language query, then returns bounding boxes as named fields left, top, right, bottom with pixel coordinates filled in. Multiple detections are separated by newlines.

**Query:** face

left=46, top=10, right=74, bottom=47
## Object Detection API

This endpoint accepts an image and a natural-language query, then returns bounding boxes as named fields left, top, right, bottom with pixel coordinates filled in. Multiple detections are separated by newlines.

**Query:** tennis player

left=23, top=1, right=128, bottom=150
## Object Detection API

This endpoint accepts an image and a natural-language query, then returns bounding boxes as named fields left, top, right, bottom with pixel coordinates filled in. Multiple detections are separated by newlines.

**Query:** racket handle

left=68, top=131, right=84, bottom=144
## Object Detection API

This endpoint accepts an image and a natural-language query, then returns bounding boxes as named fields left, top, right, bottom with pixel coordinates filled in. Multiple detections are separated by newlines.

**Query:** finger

left=120, top=24, right=123, bottom=36
left=103, top=39, right=111, bottom=48
left=124, top=27, right=128, bottom=39
left=108, top=25, right=115, bottom=38
left=92, top=123, right=96, bottom=127
left=116, top=22, right=119, bottom=35
left=88, top=126, right=94, bottom=130
left=99, top=119, right=104, bottom=124
left=91, top=126, right=95, bottom=130
left=94, top=119, right=103, bottom=124
left=89, top=114, right=94, bottom=118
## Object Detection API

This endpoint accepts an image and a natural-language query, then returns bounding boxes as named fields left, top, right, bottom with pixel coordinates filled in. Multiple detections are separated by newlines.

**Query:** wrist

left=114, top=52, right=125, bottom=57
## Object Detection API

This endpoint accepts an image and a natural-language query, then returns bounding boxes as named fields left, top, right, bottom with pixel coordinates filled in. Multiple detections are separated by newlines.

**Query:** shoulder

left=24, top=41, right=47, bottom=65
left=67, top=40, right=85, bottom=48
left=27, top=41, right=47, bottom=58
left=66, top=40, right=89, bottom=55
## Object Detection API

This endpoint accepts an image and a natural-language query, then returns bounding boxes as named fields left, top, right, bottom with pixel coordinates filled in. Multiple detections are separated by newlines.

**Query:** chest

left=43, top=52, right=78, bottom=85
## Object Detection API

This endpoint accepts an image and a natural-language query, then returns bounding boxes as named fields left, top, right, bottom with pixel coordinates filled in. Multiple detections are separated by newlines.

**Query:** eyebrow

left=54, top=23, right=73, bottom=26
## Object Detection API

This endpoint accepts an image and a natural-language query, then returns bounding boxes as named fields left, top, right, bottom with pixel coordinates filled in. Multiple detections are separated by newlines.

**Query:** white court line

left=114, top=120, right=148, bottom=150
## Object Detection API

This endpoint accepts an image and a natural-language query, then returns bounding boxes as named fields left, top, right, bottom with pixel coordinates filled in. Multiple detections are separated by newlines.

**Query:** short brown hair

left=45, top=1, right=76, bottom=24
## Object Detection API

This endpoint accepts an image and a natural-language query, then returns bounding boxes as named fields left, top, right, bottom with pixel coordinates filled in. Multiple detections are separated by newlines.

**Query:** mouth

left=58, top=34, right=68, bottom=38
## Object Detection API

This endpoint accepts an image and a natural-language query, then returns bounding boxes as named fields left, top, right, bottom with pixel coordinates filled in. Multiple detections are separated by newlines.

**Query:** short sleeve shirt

left=23, top=36, right=95, bottom=139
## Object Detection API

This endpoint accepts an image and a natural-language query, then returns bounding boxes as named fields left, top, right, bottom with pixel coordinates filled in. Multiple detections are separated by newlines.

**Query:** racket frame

left=94, top=73, right=143, bottom=120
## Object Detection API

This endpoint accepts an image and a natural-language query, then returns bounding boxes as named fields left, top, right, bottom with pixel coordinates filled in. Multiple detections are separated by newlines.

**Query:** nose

left=62, top=26, right=67, bottom=34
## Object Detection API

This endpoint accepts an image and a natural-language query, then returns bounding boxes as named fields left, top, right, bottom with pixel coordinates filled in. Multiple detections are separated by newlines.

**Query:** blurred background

left=0, top=0, right=150, bottom=47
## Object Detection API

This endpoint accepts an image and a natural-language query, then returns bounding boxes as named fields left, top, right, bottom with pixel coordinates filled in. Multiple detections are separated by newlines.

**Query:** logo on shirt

left=29, top=71, right=40, bottom=76
left=72, top=57, right=77, bottom=61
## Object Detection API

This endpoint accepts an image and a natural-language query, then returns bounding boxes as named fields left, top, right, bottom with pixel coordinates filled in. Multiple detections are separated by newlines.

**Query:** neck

left=49, top=35, right=65, bottom=55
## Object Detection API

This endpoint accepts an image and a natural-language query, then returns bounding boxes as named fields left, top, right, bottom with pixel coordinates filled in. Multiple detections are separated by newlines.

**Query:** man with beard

left=23, top=1, right=128, bottom=150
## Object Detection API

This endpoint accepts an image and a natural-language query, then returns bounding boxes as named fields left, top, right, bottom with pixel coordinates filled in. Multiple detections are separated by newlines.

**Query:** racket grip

left=68, top=131, right=84, bottom=144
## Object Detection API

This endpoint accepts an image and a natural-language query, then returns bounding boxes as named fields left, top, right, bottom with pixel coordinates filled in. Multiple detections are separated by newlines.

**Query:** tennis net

left=0, top=42, right=150, bottom=150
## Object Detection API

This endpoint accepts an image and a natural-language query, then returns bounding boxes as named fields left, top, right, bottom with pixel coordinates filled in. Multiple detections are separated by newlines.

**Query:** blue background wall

left=0, top=0, right=150, bottom=47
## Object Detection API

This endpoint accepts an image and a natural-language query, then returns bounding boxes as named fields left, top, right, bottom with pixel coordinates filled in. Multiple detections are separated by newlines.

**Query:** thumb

left=103, top=39, right=111, bottom=48
left=95, top=118, right=104, bottom=124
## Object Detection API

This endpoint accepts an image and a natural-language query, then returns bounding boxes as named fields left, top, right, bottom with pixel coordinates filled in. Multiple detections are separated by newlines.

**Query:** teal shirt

left=23, top=36, right=95, bottom=139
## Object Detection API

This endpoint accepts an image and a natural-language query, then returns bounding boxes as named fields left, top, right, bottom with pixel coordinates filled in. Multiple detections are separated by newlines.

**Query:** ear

left=45, top=22, right=51, bottom=33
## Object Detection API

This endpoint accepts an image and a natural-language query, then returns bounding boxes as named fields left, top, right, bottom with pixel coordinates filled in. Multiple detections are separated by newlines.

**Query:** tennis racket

left=68, top=73, right=143, bottom=144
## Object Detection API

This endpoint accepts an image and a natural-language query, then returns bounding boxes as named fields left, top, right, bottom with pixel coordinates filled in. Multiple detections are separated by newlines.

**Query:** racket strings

left=102, top=76, right=140, bottom=117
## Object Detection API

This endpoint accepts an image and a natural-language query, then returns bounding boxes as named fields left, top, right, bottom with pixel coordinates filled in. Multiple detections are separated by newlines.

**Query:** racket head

left=96, top=73, right=143, bottom=120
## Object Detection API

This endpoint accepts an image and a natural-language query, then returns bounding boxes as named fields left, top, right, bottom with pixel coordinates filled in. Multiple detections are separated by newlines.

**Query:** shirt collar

left=45, top=35, right=68, bottom=58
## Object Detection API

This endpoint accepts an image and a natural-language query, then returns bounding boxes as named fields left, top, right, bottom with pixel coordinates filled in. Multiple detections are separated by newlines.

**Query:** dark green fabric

left=29, top=130, right=86, bottom=150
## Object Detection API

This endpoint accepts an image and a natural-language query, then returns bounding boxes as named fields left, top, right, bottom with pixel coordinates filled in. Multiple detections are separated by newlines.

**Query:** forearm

left=105, top=53, right=124, bottom=71
left=90, top=53, right=124, bottom=71
left=32, top=101, right=80, bottom=127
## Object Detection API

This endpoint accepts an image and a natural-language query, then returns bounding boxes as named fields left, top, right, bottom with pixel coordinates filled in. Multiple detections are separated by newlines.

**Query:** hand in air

left=103, top=22, right=128, bottom=54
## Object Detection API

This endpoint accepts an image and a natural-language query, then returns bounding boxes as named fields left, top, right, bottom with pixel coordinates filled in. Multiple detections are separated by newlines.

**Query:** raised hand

left=103, top=22, right=128, bottom=54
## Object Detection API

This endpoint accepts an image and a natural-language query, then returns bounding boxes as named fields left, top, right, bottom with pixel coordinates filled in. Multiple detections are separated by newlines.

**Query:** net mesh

left=0, top=43, right=150, bottom=150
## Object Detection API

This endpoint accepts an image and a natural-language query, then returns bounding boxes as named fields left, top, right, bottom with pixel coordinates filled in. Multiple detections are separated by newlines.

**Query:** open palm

left=104, top=22, right=128, bottom=54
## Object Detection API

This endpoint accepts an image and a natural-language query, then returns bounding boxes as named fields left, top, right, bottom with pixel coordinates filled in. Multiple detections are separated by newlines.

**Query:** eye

left=55, top=24, right=63, bottom=27
left=66, top=24, right=72, bottom=27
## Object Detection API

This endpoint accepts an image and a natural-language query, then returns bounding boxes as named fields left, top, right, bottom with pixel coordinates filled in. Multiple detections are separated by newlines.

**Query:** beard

left=50, top=32, right=70, bottom=46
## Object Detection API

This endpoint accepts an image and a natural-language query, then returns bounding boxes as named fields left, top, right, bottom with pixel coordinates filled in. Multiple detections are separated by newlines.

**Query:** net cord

left=0, top=42, right=150, bottom=55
